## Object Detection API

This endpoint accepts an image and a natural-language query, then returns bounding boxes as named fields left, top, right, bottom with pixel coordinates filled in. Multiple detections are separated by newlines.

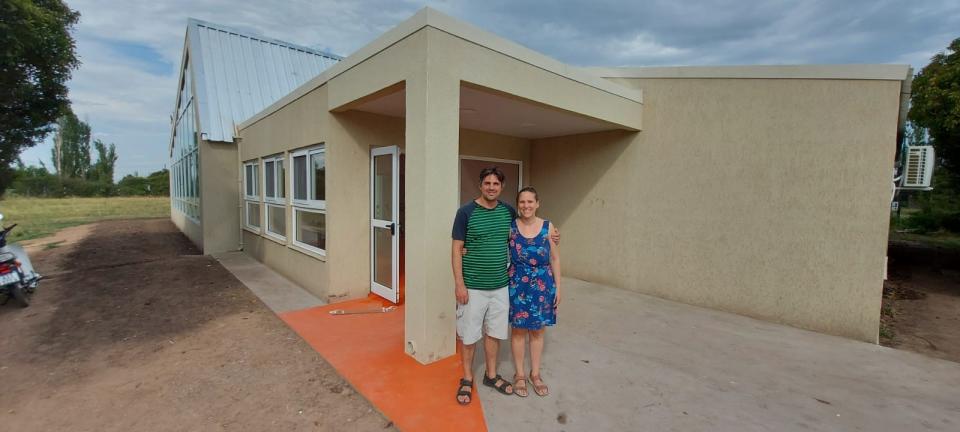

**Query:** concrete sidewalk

left=213, top=251, right=325, bottom=313
left=476, top=279, right=960, bottom=431
left=216, top=252, right=960, bottom=431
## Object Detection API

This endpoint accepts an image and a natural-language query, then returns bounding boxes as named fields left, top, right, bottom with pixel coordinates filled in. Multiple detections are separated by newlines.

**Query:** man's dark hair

left=478, top=166, right=505, bottom=184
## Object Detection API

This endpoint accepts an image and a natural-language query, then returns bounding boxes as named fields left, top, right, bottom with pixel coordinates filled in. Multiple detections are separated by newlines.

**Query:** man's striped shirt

left=452, top=200, right=517, bottom=290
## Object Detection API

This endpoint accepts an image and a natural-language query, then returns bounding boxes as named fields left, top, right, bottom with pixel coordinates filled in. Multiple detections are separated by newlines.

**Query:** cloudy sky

left=19, top=0, right=960, bottom=179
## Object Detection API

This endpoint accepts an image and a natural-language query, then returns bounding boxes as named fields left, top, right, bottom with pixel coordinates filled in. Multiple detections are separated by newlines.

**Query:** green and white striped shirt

left=452, top=200, right=517, bottom=290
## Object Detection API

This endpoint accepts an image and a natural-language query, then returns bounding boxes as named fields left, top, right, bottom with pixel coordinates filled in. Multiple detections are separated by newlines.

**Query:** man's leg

left=456, top=289, right=485, bottom=404
left=461, top=341, right=477, bottom=382
left=458, top=341, right=476, bottom=404
left=482, top=286, right=512, bottom=394
left=483, top=334, right=500, bottom=379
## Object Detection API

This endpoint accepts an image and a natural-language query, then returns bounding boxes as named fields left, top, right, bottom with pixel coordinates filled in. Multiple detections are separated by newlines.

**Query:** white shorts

left=456, top=286, right=509, bottom=345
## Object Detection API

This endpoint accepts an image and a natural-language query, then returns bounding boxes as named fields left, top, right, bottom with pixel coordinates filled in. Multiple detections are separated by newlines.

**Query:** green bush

left=8, top=166, right=166, bottom=198
left=900, top=169, right=960, bottom=234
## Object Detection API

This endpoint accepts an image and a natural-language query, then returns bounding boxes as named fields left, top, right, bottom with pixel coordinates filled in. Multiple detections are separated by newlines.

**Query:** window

left=266, top=204, right=286, bottom=239
left=290, top=145, right=326, bottom=254
left=245, top=202, right=261, bottom=229
left=170, top=60, right=199, bottom=220
left=290, top=146, right=325, bottom=209
left=244, top=161, right=259, bottom=199
left=263, top=155, right=285, bottom=203
left=243, top=160, right=260, bottom=230
left=293, top=209, right=325, bottom=253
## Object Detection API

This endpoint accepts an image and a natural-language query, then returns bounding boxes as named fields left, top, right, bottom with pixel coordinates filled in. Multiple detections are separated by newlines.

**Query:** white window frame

left=264, top=203, right=287, bottom=241
left=290, top=145, right=326, bottom=210
left=291, top=207, right=326, bottom=256
left=262, top=154, right=285, bottom=204
left=289, top=144, right=326, bottom=255
left=244, top=201, right=261, bottom=231
left=242, top=160, right=261, bottom=232
left=243, top=160, right=259, bottom=200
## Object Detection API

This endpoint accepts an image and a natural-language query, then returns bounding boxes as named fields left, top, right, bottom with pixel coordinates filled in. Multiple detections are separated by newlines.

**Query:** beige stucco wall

left=239, top=80, right=407, bottom=301
left=238, top=25, right=641, bottom=364
left=530, top=78, right=900, bottom=342
left=199, top=139, right=240, bottom=254
left=239, top=85, right=332, bottom=300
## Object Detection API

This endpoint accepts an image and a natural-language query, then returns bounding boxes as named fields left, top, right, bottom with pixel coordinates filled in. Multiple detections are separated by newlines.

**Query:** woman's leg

left=529, top=328, right=549, bottom=396
left=511, top=327, right=530, bottom=396
left=511, top=327, right=527, bottom=377
left=529, top=328, right=545, bottom=377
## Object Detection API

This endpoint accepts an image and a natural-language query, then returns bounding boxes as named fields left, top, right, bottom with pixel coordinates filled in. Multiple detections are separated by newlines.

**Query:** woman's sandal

left=513, top=374, right=529, bottom=398
left=456, top=378, right=473, bottom=405
left=482, top=374, right=514, bottom=395
left=530, top=373, right=549, bottom=397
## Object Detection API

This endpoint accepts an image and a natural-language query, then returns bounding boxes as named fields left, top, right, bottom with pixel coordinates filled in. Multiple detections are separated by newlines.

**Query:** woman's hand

left=554, top=288, right=561, bottom=308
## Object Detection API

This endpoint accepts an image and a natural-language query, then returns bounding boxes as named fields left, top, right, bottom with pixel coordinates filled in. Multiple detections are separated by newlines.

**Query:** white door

left=370, top=146, right=400, bottom=303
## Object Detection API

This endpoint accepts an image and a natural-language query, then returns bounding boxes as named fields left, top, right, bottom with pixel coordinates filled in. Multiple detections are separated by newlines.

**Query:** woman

left=508, top=186, right=561, bottom=397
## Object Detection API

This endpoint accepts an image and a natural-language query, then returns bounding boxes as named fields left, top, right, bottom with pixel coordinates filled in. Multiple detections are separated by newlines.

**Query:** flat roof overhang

left=344, top=81, right=638, bottom=140
left=239, top=7, right=642, bottom=136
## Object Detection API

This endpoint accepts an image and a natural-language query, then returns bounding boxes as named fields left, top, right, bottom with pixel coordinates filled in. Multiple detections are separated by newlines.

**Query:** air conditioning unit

left=901, top=145, right=935, bottom=190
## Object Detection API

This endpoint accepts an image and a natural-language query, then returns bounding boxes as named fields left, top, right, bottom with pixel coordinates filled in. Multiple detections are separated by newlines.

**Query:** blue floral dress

left=508, top=219, right=557, bottom=329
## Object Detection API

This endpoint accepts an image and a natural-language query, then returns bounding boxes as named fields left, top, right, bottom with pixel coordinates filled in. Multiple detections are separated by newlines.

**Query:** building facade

left=172, top=9, right=909, bottom=364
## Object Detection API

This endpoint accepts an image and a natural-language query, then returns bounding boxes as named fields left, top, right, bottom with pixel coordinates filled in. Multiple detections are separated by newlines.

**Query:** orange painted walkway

left=280, top=296, right=487, bottom=432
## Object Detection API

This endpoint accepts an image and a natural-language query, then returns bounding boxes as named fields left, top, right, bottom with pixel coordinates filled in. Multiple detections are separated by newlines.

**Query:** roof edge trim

left=187, top=17, right=343, bottom=60
left=238, top=7, right=643, bottom=132
left=586, top=64, right=912, bottom=81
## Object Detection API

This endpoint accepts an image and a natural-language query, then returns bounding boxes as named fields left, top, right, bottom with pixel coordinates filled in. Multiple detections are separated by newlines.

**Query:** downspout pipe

left=234, top=126, right=244, bottom=252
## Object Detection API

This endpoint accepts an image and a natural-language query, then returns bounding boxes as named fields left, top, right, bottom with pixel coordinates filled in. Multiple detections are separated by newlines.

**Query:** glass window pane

left=278, top=159, right=285, bottom=199
left=373, top=154, right=392, bottom=220
left=295, top=210, right=325, bottom=251
left=245, top=165, right=253, bottom=196
left=311, top=152, right=325, bottom=201
left=267, top=205, right=285, bottom=237
left=253, top=165, right=258, bottom=195
left=293, top=155, right=307, bottom=200
left=247, top=202, right=260, bottom=227
left=373, top=226, right=392, bottom=288
left=265, top=160, right=275, bottom=198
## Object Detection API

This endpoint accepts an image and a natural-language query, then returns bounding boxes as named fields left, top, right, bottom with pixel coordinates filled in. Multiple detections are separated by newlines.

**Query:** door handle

left=389, top=222, right=395, bottom=236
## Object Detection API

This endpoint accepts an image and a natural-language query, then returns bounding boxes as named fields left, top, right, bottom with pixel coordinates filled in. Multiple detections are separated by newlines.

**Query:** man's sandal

left=482, top=374, right=514, bottom=395
left=513, top=374, right=529, bottom=397
left=456, top=378, right=473, bottom=405
left=530, top=373, right=549, bottom=397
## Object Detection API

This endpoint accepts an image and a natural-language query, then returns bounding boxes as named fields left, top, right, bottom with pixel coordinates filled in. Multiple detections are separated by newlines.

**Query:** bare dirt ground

left=0, top=219, right=395, bottom=431
left=883, top=242, right=960, bottom=363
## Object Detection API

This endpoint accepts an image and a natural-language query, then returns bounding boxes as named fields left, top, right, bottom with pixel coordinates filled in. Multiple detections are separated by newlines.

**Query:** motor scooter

left=0, top=214, right=41, bottom=307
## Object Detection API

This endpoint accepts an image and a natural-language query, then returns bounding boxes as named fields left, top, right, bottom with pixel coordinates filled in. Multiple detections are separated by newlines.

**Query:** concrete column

left=404, top=73, right=460, bottom=364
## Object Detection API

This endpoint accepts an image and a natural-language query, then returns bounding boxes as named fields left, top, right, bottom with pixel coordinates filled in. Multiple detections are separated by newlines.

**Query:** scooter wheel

left=11, top=284, right=30, bottom=308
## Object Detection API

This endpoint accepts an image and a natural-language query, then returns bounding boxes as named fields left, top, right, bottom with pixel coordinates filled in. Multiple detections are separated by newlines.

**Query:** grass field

left=0, top=197, right=170, bottom=242
left=889, top=231, right=960, bottom=249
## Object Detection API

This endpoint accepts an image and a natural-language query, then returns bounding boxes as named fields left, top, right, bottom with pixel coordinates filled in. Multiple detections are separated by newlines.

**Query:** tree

left=89, top=139, right=118, bottom=182
left=0, top=0, right=81, bottom=195
left=50, top=111, right=91, bottom=178
left=909, top=37, right=960, bottom=190
left=146, top=168, right=170, bottom=195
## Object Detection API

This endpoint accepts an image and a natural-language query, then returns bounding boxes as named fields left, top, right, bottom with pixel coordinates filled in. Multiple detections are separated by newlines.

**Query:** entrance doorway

left=370, top=146, right=401, bottom=303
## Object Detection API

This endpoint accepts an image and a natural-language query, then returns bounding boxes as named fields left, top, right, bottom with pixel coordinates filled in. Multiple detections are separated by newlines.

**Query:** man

left=451, top=167, right=557, bottom=405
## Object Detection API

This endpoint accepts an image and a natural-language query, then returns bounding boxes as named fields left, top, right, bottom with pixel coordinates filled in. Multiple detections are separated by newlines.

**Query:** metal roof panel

left=175, top=18, right=342, bottom=143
